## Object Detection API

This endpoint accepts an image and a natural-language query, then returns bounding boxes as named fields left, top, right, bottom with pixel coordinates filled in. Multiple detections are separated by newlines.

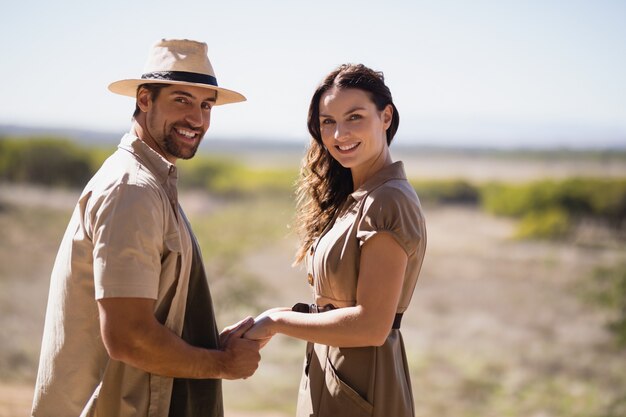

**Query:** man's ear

left=136, top=87, right=152, bottom=113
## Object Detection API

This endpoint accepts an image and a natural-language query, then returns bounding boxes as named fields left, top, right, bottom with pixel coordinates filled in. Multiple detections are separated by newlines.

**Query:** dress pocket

left=319, top=358, right=373, bottom=417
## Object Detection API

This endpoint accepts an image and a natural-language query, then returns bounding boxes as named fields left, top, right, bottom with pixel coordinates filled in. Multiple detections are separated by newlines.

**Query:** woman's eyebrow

left=319, top=106, right=366, bottom=118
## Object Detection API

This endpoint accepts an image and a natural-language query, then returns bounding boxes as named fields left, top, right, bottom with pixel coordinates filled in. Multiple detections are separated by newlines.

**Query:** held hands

left=218, top=317, right=262, bottom=380
left=216, top=308, right=289, bottom=380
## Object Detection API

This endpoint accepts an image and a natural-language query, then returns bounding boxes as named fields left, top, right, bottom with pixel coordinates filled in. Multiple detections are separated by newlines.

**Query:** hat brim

left=108, top=79, right=246, bottom=106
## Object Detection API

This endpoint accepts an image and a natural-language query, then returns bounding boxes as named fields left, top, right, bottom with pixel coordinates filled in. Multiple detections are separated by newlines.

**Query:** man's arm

left=97, top=297, right=261, bottom=380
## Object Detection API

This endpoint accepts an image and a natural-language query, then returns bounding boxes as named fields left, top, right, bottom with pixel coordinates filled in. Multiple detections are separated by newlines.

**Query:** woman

left=245, top=63, right=427, bottom=417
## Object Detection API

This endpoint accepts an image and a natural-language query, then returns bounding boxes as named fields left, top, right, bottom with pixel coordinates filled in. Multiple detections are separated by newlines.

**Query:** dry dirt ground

left=231, top=206, right=626, bottom=417
left=1, top=151, right=625, bottom=416
left=0, top=384, right=284, bottom=417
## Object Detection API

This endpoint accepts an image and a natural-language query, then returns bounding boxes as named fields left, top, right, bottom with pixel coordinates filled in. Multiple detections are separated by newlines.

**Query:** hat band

left=141, top=71, right=218, bottom=86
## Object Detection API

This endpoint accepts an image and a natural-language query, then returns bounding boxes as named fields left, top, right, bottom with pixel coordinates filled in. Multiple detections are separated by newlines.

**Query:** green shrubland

left=3, top=137, right=625, bottom=241
left=0, top=137, right=96, bottom=187
left=410, top=179, right=480, bottom=205
left=481, top=179, right=626, bottom=239
left=179, top=155, right=298, bottom=196
left=0, top=136, right=299, bottom=196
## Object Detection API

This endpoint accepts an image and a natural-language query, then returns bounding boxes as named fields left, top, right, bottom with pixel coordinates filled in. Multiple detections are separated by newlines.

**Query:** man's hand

left=220, top=316, right=255, bottom=347
left=219, top=317, right=262, bottom=380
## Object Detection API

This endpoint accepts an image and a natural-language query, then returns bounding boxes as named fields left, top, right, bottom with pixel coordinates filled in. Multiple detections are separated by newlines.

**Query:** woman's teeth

left=338, top=143, right=359, bottom=151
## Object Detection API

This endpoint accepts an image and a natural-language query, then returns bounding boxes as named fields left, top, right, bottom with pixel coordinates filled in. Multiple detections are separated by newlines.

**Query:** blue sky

left=2, top=0, right=625, bottom=147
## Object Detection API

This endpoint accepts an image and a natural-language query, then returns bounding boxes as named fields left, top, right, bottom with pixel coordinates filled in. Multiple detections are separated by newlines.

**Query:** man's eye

left=175, top=97, right=188, bottom=104
left=201, top=103, right=212, bottom=110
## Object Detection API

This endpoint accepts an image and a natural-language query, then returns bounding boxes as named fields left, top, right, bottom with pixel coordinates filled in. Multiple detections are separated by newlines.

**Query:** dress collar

left=349, top=161, right=407, bottom=203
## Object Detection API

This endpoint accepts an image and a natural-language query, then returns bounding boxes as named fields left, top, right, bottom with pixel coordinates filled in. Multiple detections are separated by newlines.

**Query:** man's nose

left=186, top=106, right=204, bottom=128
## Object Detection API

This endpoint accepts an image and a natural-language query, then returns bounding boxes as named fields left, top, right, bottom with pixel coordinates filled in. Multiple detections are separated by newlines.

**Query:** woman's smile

left=335, top=142, right=361, bottom=153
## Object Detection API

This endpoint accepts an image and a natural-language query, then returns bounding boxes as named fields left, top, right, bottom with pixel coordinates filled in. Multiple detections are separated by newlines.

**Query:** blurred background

left=1, top=1, right=625, bottom=416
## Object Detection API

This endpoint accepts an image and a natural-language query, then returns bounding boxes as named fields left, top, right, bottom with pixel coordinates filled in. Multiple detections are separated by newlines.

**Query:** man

left=32, top=39, right=262, bottom=417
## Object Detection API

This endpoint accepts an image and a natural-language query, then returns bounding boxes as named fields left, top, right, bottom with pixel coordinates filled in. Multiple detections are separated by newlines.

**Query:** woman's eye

left=349, top=114, right=362, bottom=121
left=321, top=119, right=335, bottom=125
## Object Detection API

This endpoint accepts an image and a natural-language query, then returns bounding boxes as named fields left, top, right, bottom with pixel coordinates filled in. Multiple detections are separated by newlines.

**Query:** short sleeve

left=87, top=183, right=165, bottom=300
left=356, top=185, right=424, bottom=256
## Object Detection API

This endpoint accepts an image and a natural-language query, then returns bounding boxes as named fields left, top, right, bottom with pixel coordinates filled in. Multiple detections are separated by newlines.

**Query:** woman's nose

left=334, top=122, right=349, bottom=140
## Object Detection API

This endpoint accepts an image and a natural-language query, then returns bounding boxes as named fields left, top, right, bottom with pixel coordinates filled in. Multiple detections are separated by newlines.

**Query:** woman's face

left=318, top=87, right=392, bottom=174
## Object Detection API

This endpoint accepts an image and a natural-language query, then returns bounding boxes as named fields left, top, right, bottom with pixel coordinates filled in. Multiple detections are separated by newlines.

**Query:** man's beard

left=163, top=131, right=202, bottom=160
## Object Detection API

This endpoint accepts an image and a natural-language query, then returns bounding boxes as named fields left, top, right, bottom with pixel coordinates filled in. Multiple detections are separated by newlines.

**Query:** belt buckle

left=317, top=303, right=336, bottom=313
left=291, top=302, right=310, bottom=313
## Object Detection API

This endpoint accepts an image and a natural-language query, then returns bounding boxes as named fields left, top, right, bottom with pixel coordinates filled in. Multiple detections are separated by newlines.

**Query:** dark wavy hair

left=294, top=63, right=400, bottom=264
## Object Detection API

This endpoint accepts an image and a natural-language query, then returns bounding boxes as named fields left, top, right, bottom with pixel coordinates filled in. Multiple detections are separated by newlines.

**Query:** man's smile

left=175, top=127, right=200, bottom=139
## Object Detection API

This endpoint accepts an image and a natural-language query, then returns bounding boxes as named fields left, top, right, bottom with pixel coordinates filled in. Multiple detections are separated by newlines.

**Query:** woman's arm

left=244, top=232, right=407, bottom=347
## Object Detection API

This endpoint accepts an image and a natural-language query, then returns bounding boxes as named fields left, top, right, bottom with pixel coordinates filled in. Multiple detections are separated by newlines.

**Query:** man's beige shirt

left=32, top=134, right=193, bottom=417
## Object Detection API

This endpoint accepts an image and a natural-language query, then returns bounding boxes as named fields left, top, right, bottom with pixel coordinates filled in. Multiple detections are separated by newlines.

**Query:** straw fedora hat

left=108, top=39, right=246, bottom=105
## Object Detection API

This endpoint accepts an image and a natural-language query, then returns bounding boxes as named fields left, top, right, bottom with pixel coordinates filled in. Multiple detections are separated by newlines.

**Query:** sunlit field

left=1, top=140, right=625, bottom=417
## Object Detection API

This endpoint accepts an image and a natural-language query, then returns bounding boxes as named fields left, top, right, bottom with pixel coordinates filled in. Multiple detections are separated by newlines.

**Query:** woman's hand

left=219, top=316, right=255, bottom=347
left=242, top=307, right=291, bottom=346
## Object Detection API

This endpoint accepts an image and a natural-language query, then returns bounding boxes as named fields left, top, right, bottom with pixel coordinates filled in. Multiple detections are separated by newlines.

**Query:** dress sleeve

left=356, top=185, right=424, bottom=256
left=87, top=182, right=165, bottom=300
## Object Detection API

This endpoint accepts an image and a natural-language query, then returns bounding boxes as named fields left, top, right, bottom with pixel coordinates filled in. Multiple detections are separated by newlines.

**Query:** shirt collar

left=349, top=161, right=407, bottom=203
left=118, top=133, right=177, bottom=184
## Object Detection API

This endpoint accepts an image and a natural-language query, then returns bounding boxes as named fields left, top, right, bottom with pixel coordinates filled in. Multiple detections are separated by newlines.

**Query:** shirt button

left=307, top=273, right=314, bottom=286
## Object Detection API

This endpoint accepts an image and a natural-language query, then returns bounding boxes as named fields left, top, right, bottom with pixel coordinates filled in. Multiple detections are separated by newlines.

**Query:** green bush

left=515, top=208, right=570, bottom=239
left=0, top=137, right=95, bottom=187
left=481, top=180, right=563, bottom=217
left=482, top=178, right=626, bottom=220
left=178, top=156, right=236, bottom=190
left=587, top=262, right=626, bottom=347
left=480, top=178, right=626, bottom=239
left=574, top=178, right=626, bottom=225
left=179, top=155, right=298, bottom=196
left=410, top=179, right=480, bottom=205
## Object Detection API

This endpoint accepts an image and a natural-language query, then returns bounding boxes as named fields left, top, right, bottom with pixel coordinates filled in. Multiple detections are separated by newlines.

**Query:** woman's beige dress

left=297, top=161, right=427, bottom=417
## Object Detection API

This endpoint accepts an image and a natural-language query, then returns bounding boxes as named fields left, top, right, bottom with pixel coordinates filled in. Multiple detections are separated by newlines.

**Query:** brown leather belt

left=292, top=302, right=403, bottom=330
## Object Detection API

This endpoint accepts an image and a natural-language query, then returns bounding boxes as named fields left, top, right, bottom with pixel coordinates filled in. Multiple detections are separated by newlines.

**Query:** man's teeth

left=176, top=128, right=196, bottom=138
left=338, top=143, right=358, bottom=151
